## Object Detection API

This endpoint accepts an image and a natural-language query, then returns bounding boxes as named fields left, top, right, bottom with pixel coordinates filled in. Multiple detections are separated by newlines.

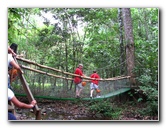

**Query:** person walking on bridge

left=90, top=70, right=101, bottom=98
left=74, top=64, right=85, bottom=98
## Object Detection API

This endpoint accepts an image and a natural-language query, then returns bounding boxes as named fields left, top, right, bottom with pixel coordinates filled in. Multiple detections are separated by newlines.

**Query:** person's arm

left=97, top=74, right=101, bottom=80
left=8, top=88, right=36, bottom=109
left=11, top=96, right=37, bottom=109
left=8, top=47, right=16, bottom=57
left=93, top=74, right=100, bottom=81
left=80, top=71, right=87, bottom=78
left=10, top=60, right=23, bottom=74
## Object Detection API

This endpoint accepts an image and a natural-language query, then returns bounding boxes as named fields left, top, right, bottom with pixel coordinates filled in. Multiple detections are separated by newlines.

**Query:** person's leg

left=90, top=89, right=94, bottom=98
left=76, top=84, right=79, bottom=97
left=78, top=88, right=83, bottom=96
left=95, top=85, right=101, bottom=97
left=90, top=83, right=94, bottom=98
left=8, top=112, right=17, bottom=120
left=77, top=83, right=84, bottom=98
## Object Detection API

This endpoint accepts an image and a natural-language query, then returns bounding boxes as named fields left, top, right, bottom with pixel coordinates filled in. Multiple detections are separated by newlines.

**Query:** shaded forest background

left=8, top=8, right=158, bottom=119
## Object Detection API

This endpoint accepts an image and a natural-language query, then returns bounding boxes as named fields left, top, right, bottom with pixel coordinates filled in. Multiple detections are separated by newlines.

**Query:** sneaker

left=96, top=96, right=101, bottom=98
left=76, top=95, right=80, bottom=98
left=90, top=96, right=93, bottom=99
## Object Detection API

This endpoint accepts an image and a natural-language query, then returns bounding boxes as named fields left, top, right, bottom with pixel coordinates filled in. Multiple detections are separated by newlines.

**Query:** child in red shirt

left=90, top=70, right=101, bottom=98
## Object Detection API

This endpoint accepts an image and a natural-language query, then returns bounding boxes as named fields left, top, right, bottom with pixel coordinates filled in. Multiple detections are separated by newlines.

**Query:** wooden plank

left=19, top=72, right=41, bottom=120
left=14, top=57, right=41, bottom=120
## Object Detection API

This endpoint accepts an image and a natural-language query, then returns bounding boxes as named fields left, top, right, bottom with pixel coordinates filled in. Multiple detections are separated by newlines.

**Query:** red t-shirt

left=74, top=67, right=83, bottom=84
left=90, top=73, right=100, bottom=85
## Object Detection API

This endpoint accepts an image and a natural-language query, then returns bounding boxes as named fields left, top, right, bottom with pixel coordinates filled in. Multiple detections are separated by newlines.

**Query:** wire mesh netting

left=11, top=66, right=131, bottom=99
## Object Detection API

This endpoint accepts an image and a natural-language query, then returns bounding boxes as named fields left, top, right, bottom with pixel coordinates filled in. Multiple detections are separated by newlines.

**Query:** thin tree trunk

left=118, top=8, right=125, bottom=75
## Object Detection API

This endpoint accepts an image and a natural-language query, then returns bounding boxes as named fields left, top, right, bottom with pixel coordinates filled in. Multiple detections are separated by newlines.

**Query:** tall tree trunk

left=118, top=8, right=125, bottom=75
left=122, top=8, right=136, bottom=85
left=64, top=39, right=69, bottom=89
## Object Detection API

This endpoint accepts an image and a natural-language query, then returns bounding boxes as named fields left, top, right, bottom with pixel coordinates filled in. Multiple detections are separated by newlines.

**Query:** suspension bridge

left=9, top=56, right=135, bottom=120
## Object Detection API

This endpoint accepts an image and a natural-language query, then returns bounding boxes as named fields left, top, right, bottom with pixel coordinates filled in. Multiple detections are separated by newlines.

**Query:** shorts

left=90, top=83, right=99, bottom=90
left=8, top=112, right=17, bottom=120
left=76, top=83, right=84, bottom=90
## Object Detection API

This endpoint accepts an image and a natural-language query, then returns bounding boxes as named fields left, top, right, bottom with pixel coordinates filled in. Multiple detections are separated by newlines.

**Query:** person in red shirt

left=90, top=70, right=101, bottom=98
left=74, top=64, right=85, bottom=98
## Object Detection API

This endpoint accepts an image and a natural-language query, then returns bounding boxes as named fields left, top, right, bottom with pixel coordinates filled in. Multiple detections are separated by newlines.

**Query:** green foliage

left=136, top=68, right=158, bottom=99
left=88, top=100, right=122, bottom=119
left=137, top=97, right=143, bottom=102
left=8, top=8, right=158, bottom=76
left=137, top=100, right=158, bottom=116
left=8, top=8, right=158, bottom=119
left=135, top=72, right=158, bottom=116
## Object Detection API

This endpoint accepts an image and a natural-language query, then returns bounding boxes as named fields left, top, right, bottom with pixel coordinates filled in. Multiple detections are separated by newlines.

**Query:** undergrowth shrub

left=136, top=73, right=158, bottom=116
left=88, top=100, right=122, bottom=119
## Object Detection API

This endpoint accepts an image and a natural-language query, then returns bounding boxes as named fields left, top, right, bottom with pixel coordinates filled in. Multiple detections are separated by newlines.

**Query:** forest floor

left=14, top=97, right=158, bottom=121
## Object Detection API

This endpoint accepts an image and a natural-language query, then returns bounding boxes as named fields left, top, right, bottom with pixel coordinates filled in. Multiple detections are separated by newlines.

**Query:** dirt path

left=14, top=98, right=158, bottom=121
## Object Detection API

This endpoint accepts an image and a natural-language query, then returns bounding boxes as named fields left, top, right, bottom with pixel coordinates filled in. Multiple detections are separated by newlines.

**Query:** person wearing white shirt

left=8, top=88, right=37, bottom=120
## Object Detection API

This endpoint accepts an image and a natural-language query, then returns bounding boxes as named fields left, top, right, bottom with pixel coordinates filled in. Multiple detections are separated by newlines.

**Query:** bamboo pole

left=19, top=74, right=41, bottom=120
left=17, top=57, right=80, bottom=77
left=14, top=58, right=41, bottom=120
left=17, top=57, right=131, bottom=81
left=103, top=76, right=131, bottom=81
left=20, top=65, right=130, bottom=81
left=20, top=65, right=73, bottom=80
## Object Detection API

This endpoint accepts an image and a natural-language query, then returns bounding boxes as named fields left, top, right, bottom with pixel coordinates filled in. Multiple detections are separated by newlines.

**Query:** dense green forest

left=8, top=8, right=158, bottom=120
